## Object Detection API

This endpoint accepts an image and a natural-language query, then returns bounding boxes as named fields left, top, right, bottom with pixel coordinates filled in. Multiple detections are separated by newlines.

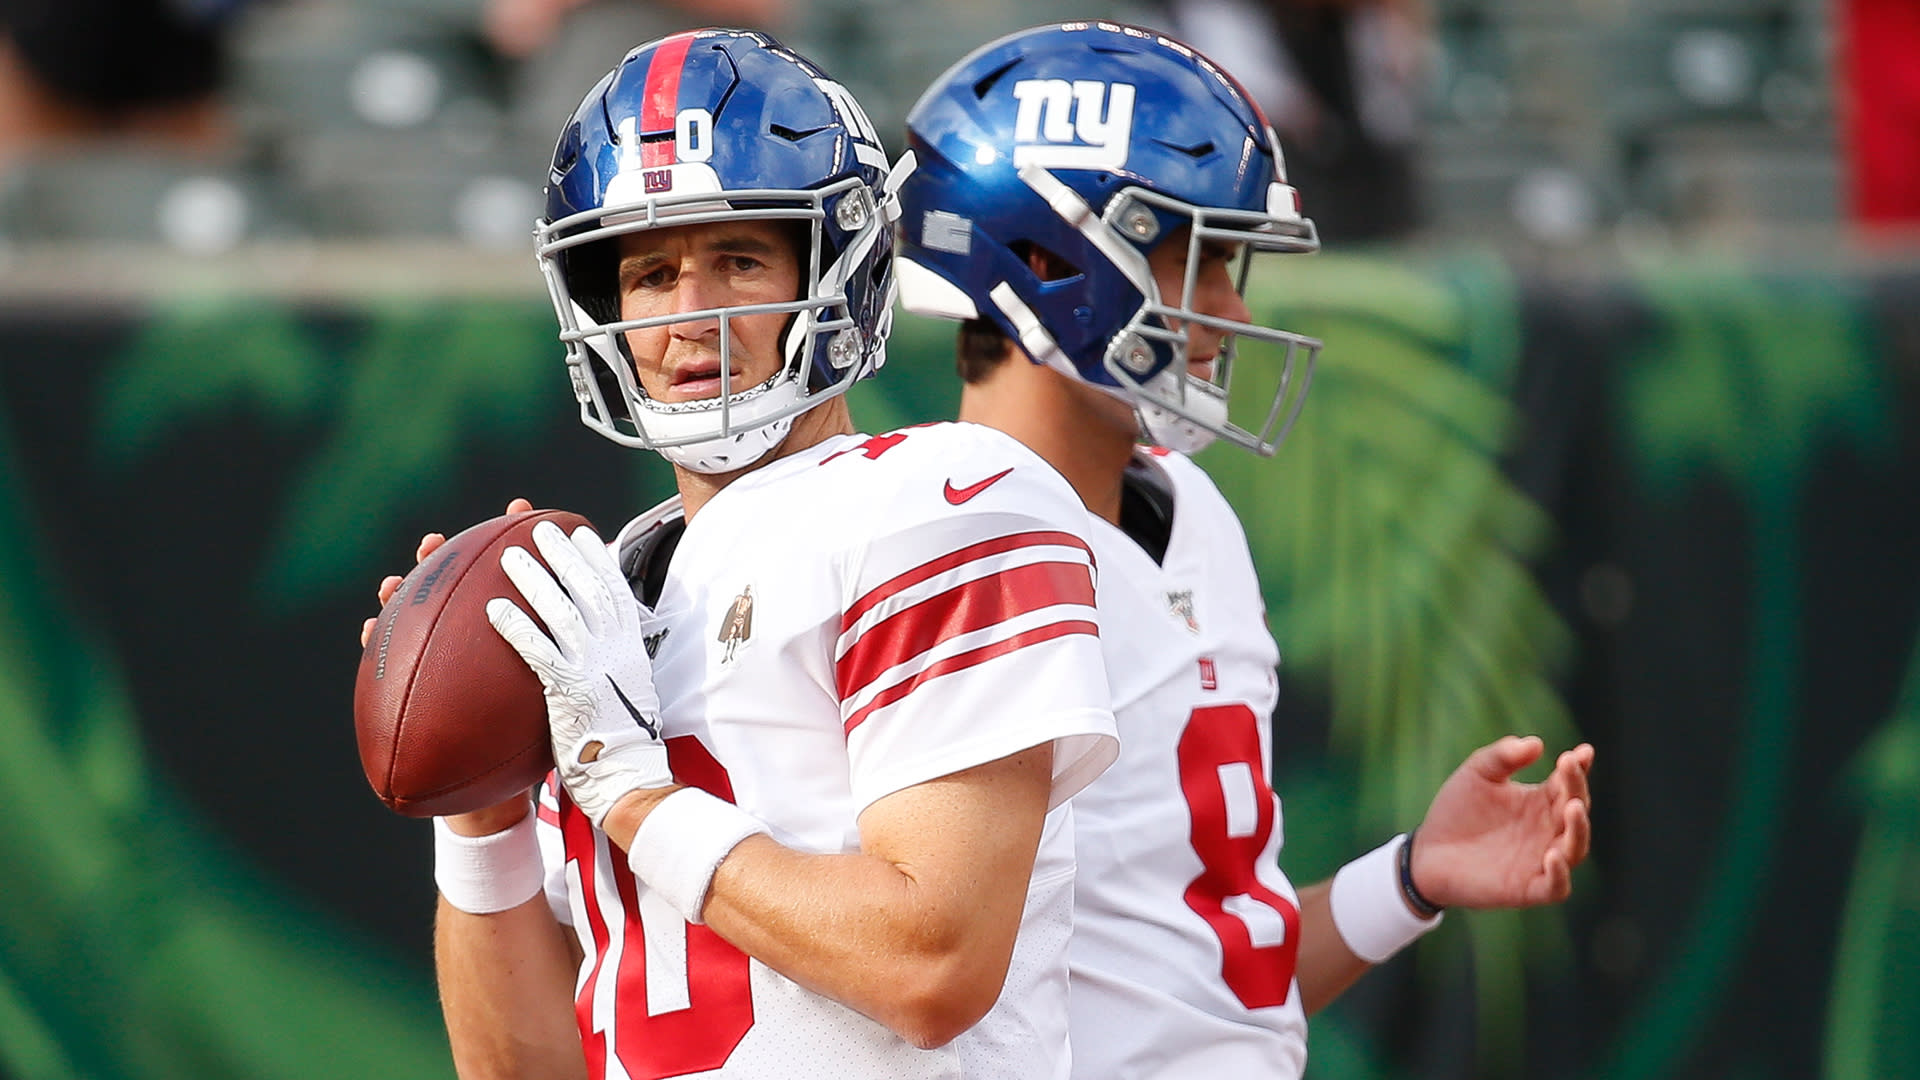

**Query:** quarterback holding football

left=370, top=28, right=1118, bottom=1080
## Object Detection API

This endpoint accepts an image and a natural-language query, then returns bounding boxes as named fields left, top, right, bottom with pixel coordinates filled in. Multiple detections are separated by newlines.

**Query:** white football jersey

left=534, top=422, right=1119, bottom=1080
left=1067, top=448, right=1308, bottom=1079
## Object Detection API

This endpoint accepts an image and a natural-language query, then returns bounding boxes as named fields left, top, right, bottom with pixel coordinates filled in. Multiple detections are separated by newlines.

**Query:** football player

left=369, top=28, right=1118, bottom=1079
left=894, top=21, right=1595, bottom=1079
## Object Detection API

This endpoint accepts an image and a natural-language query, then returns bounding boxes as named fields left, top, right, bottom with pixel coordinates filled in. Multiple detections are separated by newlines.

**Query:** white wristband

left=626, top=788, right=769, bottom=925
left=1329, top=834, right=1444, bottom=964
left=433, top=811, right=545, bottom=915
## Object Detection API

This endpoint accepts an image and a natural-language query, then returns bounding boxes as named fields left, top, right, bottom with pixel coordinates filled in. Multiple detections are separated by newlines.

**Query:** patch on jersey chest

left=718, top=584, right=754, bottom=662
left=1166, top=588, right=1199, bottom=633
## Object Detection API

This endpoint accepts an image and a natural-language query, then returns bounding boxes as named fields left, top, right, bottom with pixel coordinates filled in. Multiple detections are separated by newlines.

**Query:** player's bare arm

left=596, top=746, right=1055, bottom=1049
left=435, top=799, right=586, bottom=1080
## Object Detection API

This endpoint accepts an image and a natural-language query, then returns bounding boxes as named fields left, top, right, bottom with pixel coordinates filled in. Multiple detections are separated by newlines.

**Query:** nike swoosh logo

left=944, top=467, right=1014, bottom=505
left=606, top=674, right=659, bottom=739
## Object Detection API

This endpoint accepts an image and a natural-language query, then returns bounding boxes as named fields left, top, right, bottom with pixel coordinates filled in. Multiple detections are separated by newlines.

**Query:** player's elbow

left=885, top=988, right=997, bottom=1050
left=880, top=949, right=1010, bottom=1049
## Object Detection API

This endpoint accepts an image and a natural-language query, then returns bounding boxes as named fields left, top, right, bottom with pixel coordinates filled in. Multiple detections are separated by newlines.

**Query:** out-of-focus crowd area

left=0, top=0, right=1892, bottom=277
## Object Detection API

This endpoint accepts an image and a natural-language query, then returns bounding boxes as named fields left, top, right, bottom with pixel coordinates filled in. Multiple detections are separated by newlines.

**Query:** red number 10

left=1176, top=704, right=1301, bottom=1009
left=566, top=736, right=755, bottom=1078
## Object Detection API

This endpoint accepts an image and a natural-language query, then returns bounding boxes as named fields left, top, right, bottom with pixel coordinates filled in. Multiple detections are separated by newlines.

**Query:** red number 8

left=1176, top=704, right=1301, bottom=1009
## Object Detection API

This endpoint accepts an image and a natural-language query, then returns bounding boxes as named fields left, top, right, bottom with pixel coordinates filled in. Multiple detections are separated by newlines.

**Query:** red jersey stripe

left=843, top=618, right=1099, bottom=734
left=639, top=32, right=697, bottom=167
left=836, top=559, right=1095, bottom=700
left=843, top=530, right=1093, bottom=627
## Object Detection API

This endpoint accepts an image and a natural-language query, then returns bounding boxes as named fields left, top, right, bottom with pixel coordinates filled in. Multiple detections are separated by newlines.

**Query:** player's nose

left=668, top=271, right=723, bottom=337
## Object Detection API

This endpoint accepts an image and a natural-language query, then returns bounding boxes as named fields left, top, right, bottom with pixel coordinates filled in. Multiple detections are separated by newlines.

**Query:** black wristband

left=1398, top=828, right=1445, bottom=918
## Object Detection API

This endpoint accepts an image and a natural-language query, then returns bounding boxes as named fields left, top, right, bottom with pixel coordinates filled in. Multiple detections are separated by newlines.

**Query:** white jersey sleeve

left=827, top=422, right=1119, bottom=813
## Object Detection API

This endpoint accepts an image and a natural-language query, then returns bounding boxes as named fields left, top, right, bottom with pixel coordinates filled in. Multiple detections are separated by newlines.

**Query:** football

left=354, top=509, right=592, bottom=817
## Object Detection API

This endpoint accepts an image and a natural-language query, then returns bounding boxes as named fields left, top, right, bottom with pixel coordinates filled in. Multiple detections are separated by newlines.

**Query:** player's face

left=617, top=221, right=802, bottom=405
left=1147, top=227, right=1252, bottom=381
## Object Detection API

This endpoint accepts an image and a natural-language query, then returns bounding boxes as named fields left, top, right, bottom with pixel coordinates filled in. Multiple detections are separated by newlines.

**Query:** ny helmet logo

left=1010, top=79, right=1136, bottom=171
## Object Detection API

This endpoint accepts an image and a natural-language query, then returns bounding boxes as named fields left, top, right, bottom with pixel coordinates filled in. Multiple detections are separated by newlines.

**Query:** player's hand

left=361, top=498, right=534, bottom=646
left=487, top=518, right=672, bottom=830
left=1409, top=736, right=1594, bottom=909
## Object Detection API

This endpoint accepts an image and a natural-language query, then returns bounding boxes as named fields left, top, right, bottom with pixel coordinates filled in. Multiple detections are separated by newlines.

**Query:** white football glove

left=486, top=520, right=672, bottom=829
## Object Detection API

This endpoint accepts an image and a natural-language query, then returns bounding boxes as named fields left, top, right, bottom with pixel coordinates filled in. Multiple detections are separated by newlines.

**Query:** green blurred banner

left=0, top=252, right=1914, bottom=1080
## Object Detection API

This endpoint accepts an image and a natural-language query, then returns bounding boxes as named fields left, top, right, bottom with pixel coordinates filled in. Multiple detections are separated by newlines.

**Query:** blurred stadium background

left=0, top=0, right=1845, bottom=258
left=2, top=1, right=1918, bottom=1079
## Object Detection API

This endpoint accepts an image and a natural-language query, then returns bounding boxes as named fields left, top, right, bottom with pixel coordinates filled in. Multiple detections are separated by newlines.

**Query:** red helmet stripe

left=639, top=32, right=698, bottom=167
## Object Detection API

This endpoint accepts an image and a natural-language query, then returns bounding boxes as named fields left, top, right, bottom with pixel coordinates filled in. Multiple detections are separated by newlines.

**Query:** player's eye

left=623, top=263, right=673, bottom=291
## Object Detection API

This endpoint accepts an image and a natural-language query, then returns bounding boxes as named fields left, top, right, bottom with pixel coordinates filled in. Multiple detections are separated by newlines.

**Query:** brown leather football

left=355, top=509, right=591, bottom=817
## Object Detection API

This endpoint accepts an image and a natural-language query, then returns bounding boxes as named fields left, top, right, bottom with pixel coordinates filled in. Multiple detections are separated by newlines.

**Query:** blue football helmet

left=537, top=28, right=897, bottom=473
left=896, top=21, right=1321, bottom=455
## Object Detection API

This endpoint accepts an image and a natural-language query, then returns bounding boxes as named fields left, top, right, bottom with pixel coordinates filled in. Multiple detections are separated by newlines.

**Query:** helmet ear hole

left=1011, top=241, right=1083, bottom=284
